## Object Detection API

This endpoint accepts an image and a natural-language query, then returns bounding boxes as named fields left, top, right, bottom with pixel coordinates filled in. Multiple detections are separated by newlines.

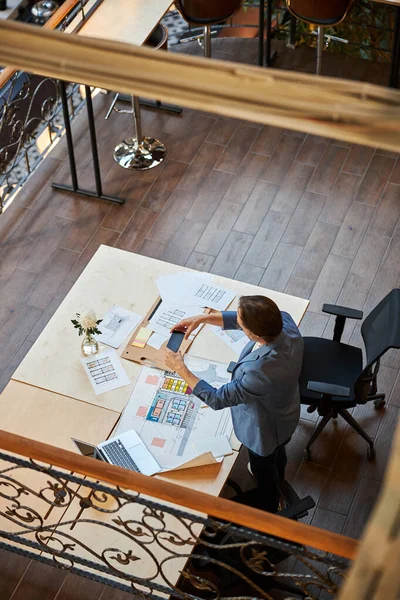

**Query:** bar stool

left=112, top=24, right=168, bottom=171
left=286, top=0, right=355, bottom=75
left=174, top=0, right=242, bottom=58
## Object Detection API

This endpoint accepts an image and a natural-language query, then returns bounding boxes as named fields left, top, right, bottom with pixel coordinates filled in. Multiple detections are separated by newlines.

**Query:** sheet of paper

left=115, top=356, right=233, bottom=470
left=192, top=435, right=233, bottom=458
left=148, top=302, right=202, bottom=337
left=156, top=272, right=212, bottom=303
left=162, top=452, right=222, bottom=473
left=155, top=272, right=236, bottom=311
left=210, top=325, right=250, bottom=356
left=80, top=349, right=130, bottom=395
left=95, top=305, right=142, bottom=349
left=147, top=332, right=169, bottom=350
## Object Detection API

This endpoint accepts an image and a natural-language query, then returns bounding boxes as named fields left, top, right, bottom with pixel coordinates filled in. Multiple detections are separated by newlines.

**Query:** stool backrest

left=287, top=0, right=354, bottom=26
left=175, top=0, right=242, bottom=26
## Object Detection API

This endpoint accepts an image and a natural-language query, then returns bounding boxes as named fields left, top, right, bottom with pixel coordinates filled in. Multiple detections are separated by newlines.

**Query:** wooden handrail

left=0, top=428, right=358, bottom=560
left=0, top=0, right=84, bottom=89
left=0, top=20, right=400, bottom=151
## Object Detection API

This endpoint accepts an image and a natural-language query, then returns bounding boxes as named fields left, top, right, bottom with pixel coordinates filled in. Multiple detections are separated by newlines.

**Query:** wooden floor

left=0, top=39, right=398, bottom=598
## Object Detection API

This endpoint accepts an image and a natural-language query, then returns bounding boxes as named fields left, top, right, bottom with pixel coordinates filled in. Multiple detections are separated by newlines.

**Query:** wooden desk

left=0, top=380, right=120, bottom=450
left=2, top=247, right=308, bottom=591
left=78, top=0, right=172, bottom=45
left=0, top=380, right=121, bottom=551
left=12, top=245, right=309, bottom=412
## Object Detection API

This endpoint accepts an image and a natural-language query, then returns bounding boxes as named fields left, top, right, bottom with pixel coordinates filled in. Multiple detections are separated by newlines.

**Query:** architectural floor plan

left=116, top=357, right=233, bottom=469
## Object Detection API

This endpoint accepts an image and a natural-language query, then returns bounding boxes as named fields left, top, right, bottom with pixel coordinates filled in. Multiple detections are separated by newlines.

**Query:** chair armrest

left=322, top=304, right=363, bottom=342
left=322, top=303, right=363, bottom=320
left=307, top=381, right=350, bottom=397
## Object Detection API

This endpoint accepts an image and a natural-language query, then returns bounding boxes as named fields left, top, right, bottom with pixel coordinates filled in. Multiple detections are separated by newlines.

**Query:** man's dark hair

left=238, top=295, right=283, bottom=343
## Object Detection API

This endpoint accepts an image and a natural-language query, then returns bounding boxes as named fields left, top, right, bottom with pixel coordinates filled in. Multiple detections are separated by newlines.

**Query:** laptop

left=72, top=429, right=161, bottom=476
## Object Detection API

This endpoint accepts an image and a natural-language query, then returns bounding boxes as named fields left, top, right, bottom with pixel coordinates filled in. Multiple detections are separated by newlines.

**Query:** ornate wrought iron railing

left=0, top=429, right=358, bottom=599
left=0, top=0, right=98, bottom=213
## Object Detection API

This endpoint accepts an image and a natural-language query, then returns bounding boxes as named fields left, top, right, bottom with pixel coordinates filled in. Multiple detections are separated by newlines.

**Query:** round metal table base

left=113, top=137, right=166, bottom=170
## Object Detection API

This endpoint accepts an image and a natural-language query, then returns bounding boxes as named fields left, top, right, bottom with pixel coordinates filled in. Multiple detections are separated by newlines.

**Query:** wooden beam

left=0, top=428, right=358, bottom=560
left=1, top=20, right=400, bottom=151
left=0, top=0, right=82, bottom=88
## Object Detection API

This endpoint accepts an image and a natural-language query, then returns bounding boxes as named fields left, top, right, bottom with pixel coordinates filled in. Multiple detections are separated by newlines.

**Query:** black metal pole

left=289, top=14, right=297, bottom=48
left=389, top=6, right=400, bottom=88
left=85, top=85, right=103, bottom=196
left=265, top=0, right=272, bottom=66
left=258, top=0, right=265, bottom=67
left=59, top=80, right=78, bottom=191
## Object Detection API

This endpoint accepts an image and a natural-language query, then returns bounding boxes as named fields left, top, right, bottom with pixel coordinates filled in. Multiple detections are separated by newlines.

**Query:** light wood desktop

left=0, top=380, right=120, bottom=548
left=78, top=0, right=172, bottom=45
left=0, top=380, right=120, bottom=450
left=12, top=245, right=309, bottom=412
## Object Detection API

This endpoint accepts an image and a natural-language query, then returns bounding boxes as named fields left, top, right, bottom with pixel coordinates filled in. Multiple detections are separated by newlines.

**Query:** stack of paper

left=156, top=272, right=236, bottom=311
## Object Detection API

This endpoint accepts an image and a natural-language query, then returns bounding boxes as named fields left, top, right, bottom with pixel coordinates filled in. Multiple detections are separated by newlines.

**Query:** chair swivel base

left=113, top=137, right=166, bottom=170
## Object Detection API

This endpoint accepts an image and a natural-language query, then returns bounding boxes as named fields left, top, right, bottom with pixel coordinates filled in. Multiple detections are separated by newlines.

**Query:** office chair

left=174, top=0, right=243, bottom=58
left=300, top=288, right=400, bottom=461
left=185, top=480, right=315, bottom=599
left=286, top=0, right=355, bottom=75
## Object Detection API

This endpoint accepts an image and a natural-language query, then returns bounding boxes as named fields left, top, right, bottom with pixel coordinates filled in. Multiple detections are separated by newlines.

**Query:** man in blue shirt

left=165, top=295, right=304, bottom=513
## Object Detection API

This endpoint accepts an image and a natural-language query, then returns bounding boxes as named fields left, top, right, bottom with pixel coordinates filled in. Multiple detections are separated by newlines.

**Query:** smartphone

left=167, top=330, right=185, bottom=352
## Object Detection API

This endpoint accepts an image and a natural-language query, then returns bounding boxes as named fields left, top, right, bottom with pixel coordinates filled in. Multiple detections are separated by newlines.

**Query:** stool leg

left=132, top=95, right=143, bottom=142
left=316, top=26, right=324, bottom=75
left=204, top=24, right=211, bottom=58
left=113, top=94, right=166, bottom=171
left=104, top=93, right=119, bottom=120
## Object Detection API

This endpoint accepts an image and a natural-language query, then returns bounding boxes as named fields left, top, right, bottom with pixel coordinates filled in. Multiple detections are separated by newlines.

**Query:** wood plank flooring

left=0, top=39, right=398, bottom=598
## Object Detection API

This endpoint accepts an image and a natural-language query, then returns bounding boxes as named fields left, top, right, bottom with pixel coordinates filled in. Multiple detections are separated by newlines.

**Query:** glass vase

left=81, top=333, right=99, bottom=357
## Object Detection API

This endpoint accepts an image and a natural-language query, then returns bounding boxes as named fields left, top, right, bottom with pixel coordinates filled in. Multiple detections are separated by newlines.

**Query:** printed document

left=81, top=349, right=130, bottom=395
left=96, top=305, right=142, bottom=349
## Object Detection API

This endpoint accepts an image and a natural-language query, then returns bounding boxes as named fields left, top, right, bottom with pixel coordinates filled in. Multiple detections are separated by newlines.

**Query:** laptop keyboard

left=102, top=440, right=141, bottom=473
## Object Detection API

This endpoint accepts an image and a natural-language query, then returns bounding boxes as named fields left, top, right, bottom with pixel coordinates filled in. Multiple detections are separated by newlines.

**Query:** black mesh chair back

left=361, top=289, right=400, bottom=371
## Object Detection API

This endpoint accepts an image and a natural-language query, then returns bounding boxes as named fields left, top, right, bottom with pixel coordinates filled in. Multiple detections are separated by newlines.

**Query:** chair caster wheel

left=367, top=446, right=376, bottom=461
left=304, top=448, right=311, bottom=461
left=374, top=399, right=385, bottom=410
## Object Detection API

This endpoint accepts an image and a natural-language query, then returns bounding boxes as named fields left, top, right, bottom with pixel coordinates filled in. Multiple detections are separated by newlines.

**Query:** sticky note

left=131, top=327, right=153, bottom=348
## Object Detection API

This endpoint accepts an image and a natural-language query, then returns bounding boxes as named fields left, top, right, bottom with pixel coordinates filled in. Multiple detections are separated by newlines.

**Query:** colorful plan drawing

left=116, top=356, right=233, bottom=469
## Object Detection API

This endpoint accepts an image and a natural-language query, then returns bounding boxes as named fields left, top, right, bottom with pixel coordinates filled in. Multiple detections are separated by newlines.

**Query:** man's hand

left=164, top=349, right=201, bottom=391
left=164, top=348, right=185, bottom=372
left=171, top=315, right=204, bottom=339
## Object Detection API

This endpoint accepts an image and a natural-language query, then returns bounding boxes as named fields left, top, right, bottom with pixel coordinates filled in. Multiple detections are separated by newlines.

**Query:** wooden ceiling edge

left=0, top=20, right=399, bottom=151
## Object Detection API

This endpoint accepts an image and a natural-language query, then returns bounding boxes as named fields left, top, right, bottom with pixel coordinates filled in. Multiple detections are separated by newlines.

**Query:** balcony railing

left=0, top=429, right=357, bottom=599
left=0, top=0, right=99, bottom=213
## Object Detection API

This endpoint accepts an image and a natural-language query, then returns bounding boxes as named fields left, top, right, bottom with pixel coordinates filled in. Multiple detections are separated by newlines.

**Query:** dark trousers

left=248, top=440, right=289, bottom=513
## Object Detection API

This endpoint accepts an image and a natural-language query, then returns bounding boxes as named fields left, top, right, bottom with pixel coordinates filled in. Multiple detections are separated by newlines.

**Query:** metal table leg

left=288, top=14, right=297, bottom=49
left=265, top=0, right=277, bottom=67
left=389, top=6, right=400, bottom=88
left=52, top=82, right=124, bottom=205
left=113, top=96, right=166, bottom=171
left=258, top=0, right=265, bottom=66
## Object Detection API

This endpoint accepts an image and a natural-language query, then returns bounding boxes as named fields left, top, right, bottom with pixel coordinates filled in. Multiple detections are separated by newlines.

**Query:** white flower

left=79, top=310, right=98, bottom=331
